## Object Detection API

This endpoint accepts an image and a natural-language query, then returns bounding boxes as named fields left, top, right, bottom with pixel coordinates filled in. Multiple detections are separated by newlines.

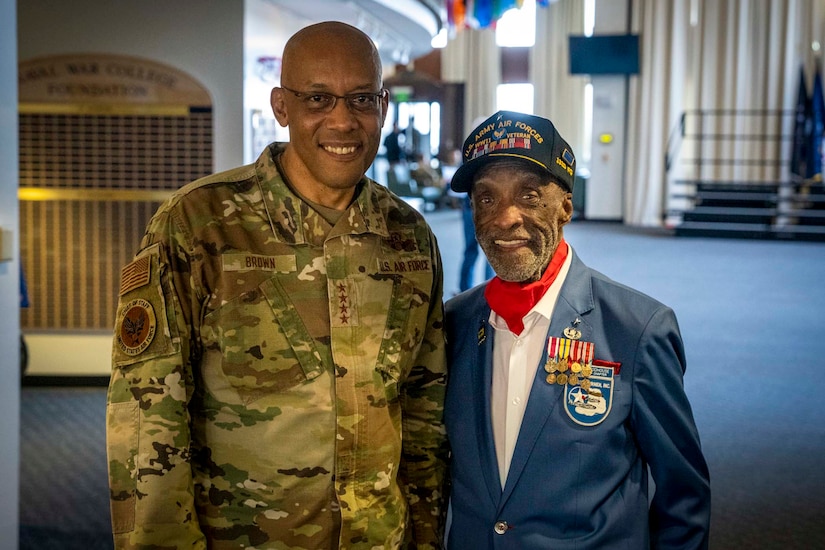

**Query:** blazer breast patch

left=564, top=363, right=614, bottom=426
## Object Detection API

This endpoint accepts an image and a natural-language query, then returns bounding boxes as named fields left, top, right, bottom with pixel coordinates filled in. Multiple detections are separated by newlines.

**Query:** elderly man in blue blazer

left=444, top=111, right=710, bottom=549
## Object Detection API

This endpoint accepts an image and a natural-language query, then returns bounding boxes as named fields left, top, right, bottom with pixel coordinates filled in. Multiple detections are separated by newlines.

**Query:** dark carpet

left=19, top=211, right=825, bottom=549
left=19, top=387, right=113, bottom=549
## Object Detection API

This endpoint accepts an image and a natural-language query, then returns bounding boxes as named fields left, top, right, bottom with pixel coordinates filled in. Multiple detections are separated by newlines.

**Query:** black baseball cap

left=450, top=110, right=576, bottom=193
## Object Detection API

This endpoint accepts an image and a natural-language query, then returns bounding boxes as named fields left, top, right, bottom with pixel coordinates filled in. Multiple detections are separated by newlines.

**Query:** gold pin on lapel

left=564, top=326, right=582, bottom=340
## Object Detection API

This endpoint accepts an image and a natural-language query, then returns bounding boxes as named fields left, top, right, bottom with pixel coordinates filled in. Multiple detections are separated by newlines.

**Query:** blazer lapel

left=499, top=334, right=557, bottom=505
left=469, top=297, right=502, bottom=506
left=499, top=252, right=595, bottom=504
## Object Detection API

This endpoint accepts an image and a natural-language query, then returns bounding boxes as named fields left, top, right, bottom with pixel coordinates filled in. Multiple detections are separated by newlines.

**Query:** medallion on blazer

left=545, top=334, right=616, bottom=426
left=565, top=360, right=616, bottom=426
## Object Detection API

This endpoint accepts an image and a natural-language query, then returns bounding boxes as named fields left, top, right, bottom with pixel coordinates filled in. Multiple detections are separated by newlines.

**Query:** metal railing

left=665, top=109, right=794, bottom=176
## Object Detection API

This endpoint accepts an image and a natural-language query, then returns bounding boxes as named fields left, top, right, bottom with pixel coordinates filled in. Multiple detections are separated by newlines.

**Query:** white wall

left=17, top=0, right=246, bottom=376
left=0, top=0, right=20, bottom=543
left=585, top=0, right=630, bottom=220
left=587, top=76, right=628, bottom=220
left=18, top=0, right=245, bottom=172
left=243, top=0, right=307, bottom=163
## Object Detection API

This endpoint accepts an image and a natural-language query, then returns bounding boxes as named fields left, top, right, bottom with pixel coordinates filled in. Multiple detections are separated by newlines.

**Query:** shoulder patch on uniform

left=116, top=298, right=157, bottom=356
left=119, top=255, right=150, bottom=295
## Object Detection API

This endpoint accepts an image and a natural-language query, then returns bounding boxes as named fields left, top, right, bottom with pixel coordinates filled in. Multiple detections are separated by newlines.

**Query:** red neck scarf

left=484, top=239, right=568, bottom=335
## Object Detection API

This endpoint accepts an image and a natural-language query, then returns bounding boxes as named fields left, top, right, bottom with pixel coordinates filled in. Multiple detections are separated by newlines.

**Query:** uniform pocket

left=106, top=400, right=138, bottom=534
left=374, top=274, right=416, bottom=402
left=202, top=276, right=324, bottom=404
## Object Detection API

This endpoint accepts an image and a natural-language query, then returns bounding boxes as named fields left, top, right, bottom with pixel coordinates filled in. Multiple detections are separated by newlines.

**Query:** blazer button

left=494, top=521, right=508, bottom=535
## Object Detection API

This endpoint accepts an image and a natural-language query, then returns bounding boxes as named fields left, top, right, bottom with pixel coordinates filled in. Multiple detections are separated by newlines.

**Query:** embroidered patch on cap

left=451, top=110, right=576, bottom=193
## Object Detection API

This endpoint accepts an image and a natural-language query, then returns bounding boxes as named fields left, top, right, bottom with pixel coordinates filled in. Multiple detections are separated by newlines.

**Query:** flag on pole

left=806, top=65, right=825, bottom=181
left=492, top=0, right=523, bottom=22
left=474, top=0, right=494, bottom=28
left=790, top=65, right=809, bottom=179
left=447, top=0, right=466, bottom=30
left=448, top=0, right=549, bottom=32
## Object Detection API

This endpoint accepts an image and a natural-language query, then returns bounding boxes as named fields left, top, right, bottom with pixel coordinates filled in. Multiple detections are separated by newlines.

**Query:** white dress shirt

left=490, top=242, right=573, bottom=488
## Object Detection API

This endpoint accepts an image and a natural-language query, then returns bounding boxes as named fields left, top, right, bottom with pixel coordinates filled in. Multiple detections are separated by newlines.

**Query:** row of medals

left=545, top=357, right=592, bottom=390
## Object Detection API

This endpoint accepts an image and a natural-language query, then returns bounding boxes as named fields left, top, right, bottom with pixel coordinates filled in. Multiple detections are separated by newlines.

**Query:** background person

left=383, top=122, right=405, bottom=165
left=444, top=110, right=710, bottom=549
left=410, top=151, right=446, bottom=210
left=409, top=152, right=444, bottom=190
left=106, top=21, right=448, bottom=549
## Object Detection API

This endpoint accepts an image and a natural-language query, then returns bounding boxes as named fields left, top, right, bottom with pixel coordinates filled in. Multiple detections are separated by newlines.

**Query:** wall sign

left=19, top=53, right=211, bottom=109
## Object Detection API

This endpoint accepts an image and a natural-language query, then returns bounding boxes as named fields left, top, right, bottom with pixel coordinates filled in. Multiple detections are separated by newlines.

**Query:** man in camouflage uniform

left=107, top=21, right=448, bottom=549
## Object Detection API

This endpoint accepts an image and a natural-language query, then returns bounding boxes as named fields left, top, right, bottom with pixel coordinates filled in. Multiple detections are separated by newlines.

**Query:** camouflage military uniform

left=107, top=143, right=448, bottom=549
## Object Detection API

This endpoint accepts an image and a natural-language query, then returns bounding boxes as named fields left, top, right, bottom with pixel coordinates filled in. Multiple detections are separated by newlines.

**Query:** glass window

left=584, top=0, right=595, bottom=36
left=496, top=0, right=536, bottom=48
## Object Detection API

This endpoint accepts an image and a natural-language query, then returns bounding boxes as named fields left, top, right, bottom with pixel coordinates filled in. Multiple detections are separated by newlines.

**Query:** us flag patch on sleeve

left=119, top=256, right=150, bottom=296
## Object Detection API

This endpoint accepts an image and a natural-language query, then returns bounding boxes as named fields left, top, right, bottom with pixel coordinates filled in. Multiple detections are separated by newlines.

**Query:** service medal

left=546, top=336, right=597, bottom=390
left=559, top=338, right=572, bottom=371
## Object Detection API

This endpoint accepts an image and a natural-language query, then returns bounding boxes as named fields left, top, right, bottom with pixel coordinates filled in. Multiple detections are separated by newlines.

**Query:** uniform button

left=494, top=520, right=508, bottom=535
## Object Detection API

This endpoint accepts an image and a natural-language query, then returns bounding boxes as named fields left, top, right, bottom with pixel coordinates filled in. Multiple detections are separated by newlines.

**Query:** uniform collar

left=254, top=143, right=390, bottom=245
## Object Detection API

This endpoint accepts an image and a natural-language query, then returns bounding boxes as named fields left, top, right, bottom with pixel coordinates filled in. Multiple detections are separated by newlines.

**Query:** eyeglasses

left=279, top=86, right=387, bottom=114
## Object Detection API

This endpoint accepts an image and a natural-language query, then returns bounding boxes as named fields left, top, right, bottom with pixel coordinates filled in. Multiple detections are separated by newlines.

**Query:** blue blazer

left=445, top=250, right=710, bottom=549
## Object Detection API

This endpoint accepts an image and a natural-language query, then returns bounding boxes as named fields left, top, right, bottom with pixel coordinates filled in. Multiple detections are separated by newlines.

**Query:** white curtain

left=625, top=0, right=825, bottom=226
left=531, top=0, right=587, bottom=162
left=439, top=1, right=824, bottom=226
left=624, top=0, right=691, bottom=226
left=441, top=26, right=501, bottom=135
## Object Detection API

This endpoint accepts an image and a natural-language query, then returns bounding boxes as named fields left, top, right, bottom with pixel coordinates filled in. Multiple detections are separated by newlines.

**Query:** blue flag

left=493, top=0, right=520, bottom=21
left=790, top=65, right=809, bottom=178
left=474, top=0, right=494, bottom=28
left=806, top=66, right=825, bottom=180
